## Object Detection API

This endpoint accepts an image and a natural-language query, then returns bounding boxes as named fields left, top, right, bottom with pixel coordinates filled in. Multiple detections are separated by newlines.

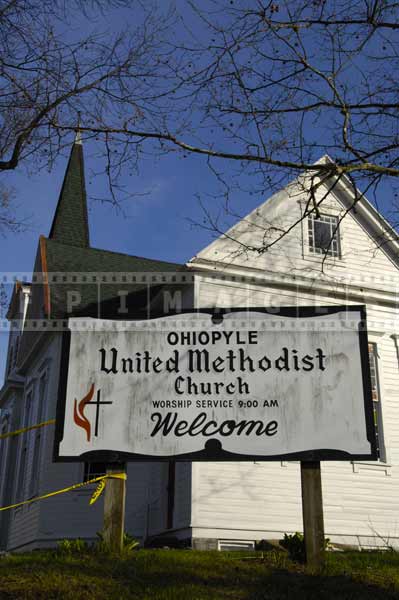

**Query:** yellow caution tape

left=0, top=472, right=126, bottom=512
left=0, top=419, right=56, bottom=440
left=89, top=479, right=107, bottom=505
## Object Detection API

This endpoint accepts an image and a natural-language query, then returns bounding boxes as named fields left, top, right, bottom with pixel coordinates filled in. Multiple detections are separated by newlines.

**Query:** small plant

left=280, top=532, right=306, bottom=562
left=280, top=532, right=332, bottom=563
left=94, top=531, right=139, bottom=555
left=57, top=538, right=88, bottom=555
left=122, top=532, right=140, bottom=553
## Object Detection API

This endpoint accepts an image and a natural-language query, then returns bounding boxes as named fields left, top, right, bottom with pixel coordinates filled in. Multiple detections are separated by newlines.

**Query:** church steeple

left=48, top=131, right=90, bottom=247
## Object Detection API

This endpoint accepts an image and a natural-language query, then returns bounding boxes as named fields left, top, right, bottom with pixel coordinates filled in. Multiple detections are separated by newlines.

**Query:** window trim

left=368, top=342, right=386, bottom=462
left=352, top=337, right=390, bottom=473
left=28, top=373, right=48, bottom=498
left=16, top=388, right=35, bottom=502
left=308, top=212, right=341, bottom=258
left=0, top=411, right=11, bottom=505
left=83, top=462, right=107, bottom=483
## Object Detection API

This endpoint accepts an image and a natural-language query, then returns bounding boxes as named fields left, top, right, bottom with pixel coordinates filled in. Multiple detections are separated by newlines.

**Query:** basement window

left=308, top=214, right=341, bottom=258
left=218, top=540, right=255, bottom=552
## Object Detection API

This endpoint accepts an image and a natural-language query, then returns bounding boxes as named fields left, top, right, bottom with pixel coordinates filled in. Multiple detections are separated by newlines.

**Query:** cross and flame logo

left=73, top=383, right=95, bottom=441
left=73, top=383, right=113, bottom=442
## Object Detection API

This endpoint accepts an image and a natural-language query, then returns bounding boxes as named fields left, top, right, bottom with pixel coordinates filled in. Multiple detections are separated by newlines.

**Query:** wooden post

left=103, top=463, right=126, bottom=553
left=300, top=461, right=325, bottom=570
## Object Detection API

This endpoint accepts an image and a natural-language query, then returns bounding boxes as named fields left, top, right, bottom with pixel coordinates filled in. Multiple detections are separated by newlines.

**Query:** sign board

left=54, top=306, right=377, bottom=462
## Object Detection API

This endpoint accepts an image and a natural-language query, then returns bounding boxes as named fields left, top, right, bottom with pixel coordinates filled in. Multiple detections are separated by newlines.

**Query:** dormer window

left=308, top=213, right=341, bottom=258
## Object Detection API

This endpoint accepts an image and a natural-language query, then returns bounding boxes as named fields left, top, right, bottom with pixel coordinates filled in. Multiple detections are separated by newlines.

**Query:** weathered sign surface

left=54, top=307, right=377, bottom=462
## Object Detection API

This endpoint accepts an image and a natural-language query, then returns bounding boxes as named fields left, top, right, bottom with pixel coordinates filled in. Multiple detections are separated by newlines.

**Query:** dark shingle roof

left=15, top=137, right=193, bottom=372
left=48, top=141, right=90, bottom=247
left=44, top=238, right=188, bottom=318
left=45, top=238, right=183, bottom=273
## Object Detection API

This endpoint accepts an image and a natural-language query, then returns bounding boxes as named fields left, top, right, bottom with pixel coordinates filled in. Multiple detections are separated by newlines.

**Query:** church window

left=0, top=411, right=10, bottom=504
left=308, top=213, right=341, bottom=257
left=16, top=390, right=33, bottom=501
left=29, top=374, right=47, bottom=497
left=369, top=343, right=386, bottom=462
left=83, top=462, right=107, bottom=482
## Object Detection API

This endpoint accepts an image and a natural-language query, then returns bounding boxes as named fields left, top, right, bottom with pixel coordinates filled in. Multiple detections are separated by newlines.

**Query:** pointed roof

left=48, top=132, right=90, bottom=247
left=189, top=154, right=399, bottom=270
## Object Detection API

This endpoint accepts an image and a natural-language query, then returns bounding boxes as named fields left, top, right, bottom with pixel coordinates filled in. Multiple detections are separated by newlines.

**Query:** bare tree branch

left=1, top=0, right=398, bottom=253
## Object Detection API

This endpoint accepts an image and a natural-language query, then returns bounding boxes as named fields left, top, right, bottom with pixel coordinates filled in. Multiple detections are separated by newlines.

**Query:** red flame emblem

left=73, top=383, right=94, bottom=441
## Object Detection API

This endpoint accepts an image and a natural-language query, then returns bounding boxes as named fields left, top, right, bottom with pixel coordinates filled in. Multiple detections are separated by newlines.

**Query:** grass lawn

left=0, top=549, right=399, bottom=600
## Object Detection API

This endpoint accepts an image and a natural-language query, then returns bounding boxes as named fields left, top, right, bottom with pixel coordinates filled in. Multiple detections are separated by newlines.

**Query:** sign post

left=54, top=306, right=376, bottom=561
left=300, top=461, right=325, bottom=570
left=103, top=463, right=126, bottom=553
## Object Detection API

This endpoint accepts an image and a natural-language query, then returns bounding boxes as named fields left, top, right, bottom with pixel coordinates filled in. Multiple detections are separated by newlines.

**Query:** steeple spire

left=74, top=129, right=82, bottom=145
left=48, top=131, right=90, bottom=247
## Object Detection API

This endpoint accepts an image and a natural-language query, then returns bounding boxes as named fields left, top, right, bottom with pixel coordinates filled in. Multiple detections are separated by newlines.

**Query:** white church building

left=0, top=137, right=398, bottom=552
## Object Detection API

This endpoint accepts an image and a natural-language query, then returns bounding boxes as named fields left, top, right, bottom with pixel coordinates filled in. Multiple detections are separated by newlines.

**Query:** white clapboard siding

left=125, top=461, right=192, bottom=540
left=0, top=391, right=24, bottom=549
left=125, top=463, right=152, bottom=539
left=146, top=462, right=169, bottom=536
left=193, top=180, right=398, bottom=290
left=191, top=173, right=399, bottom=548
left=192, top=277, right=399, bottom=546
left=4, top=329, right=193, bottom=550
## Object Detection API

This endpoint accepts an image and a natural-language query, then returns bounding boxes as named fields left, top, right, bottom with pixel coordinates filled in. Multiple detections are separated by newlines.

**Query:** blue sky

left=1, top=132, right=395, bottom=386
left=1, top=1, right=398, bottom=386
left=0, top=134, right=267, bottom=384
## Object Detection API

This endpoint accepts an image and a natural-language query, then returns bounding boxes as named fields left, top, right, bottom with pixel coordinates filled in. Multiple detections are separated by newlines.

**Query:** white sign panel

left=55, top=308, right=376, bottom=461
